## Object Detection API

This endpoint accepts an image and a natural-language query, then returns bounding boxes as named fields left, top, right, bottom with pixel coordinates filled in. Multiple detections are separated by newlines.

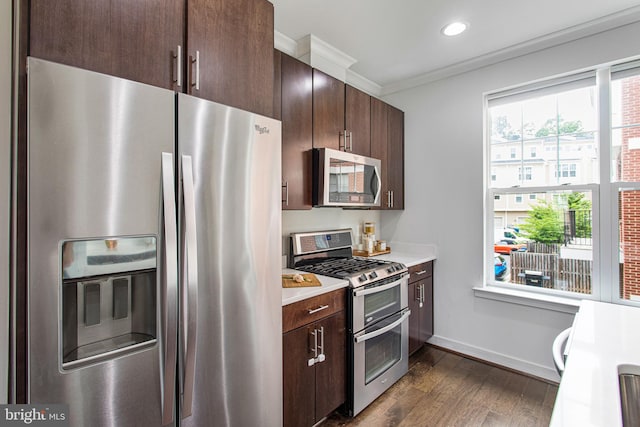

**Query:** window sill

left=473, top=285, right=582, bottom=314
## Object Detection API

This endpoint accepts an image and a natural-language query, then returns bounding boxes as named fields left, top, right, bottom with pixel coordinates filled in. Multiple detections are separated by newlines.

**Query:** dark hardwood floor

left=323, top=345, right=558, bottom=427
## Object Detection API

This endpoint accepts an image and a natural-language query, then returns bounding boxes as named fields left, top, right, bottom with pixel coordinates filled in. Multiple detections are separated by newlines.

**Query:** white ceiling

left=271, top=0, right=640, bottom=89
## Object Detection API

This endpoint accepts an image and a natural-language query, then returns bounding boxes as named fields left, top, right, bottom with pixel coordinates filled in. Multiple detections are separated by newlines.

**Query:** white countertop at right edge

left=372, top=242, right=437, bottom=267
left=550, top=300, right=640, bottom=427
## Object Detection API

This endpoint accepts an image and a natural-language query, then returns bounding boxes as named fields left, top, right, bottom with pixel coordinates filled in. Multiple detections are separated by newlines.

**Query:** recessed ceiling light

left=441, top=21, right=468, bottom=37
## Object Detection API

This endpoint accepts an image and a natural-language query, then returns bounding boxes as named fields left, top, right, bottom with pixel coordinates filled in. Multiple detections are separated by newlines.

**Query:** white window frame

left=482, top=63, right=640, bottom=308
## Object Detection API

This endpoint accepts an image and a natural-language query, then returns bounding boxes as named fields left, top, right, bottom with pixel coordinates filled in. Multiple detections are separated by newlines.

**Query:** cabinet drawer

left=409, top=261, right=433, bottom=283
left=283, top=288, right=346, bottom=333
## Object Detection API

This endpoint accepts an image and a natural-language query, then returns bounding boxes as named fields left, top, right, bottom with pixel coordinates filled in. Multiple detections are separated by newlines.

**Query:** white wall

left=0, top=0, right=12, bottom=404
left=380, top=21, right=640, bottom=380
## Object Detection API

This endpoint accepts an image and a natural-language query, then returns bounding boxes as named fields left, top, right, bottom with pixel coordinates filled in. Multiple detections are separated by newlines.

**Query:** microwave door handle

left=353, top=276, right=405, bottom=297
left=161, top=153, right=178, bottom=426
left=374, top=165, right=382, bottom=205
left=180, top=155, right=199, bottom=419
left=355, top=310, right=411, bottom=343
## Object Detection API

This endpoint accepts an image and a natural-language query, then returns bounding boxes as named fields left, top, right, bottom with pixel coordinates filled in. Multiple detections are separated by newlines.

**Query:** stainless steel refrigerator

left=26, top=57, right=282, bottom=426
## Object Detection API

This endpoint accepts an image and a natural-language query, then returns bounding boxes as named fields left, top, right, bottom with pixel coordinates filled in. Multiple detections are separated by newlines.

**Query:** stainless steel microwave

left=313, top=148, right=382, bottom=207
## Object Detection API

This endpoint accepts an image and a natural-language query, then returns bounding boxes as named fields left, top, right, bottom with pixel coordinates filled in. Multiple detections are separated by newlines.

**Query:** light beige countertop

left=366, top=242, right=437, bottom=267
left=281, top=268, right=349, bottom=306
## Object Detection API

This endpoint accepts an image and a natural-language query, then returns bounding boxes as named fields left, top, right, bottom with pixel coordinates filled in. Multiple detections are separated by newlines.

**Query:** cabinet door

left=345, top=85, right=371, bottom=156
left=283, top=325, right=316, bottom=427
left=30, top=0, right=185, bottom=90
left=187, top=0, right=274, bottom=117
left=387, top=105, right=405, bottom=209
left=421, top=276, right=434, bottom=341
left=313, top=70, right=345, bottom=150
left=408, top=281, right=422, bottom=355
left=371, top=97, right=390, bottom=209
left=281, top=53, right=313, bottom=210
left=315, top=310, right=346, bottom=420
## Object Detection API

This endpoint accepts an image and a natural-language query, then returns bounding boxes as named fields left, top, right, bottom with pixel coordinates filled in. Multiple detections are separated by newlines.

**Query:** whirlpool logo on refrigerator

left=254, top=124, right=270, bottom=135
left=0, top=405, right=69, bottom=427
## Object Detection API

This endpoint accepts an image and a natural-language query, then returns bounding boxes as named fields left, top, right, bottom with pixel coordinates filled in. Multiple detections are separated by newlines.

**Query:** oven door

left=352, top=274, right=408, bottom=333
left=351, top=308, right=411, bottom=416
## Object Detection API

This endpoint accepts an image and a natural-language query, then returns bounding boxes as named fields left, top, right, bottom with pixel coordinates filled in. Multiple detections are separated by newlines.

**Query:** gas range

left=290, top=228, right=411, bottom=416
left=289, top=229, right=407, bottom=287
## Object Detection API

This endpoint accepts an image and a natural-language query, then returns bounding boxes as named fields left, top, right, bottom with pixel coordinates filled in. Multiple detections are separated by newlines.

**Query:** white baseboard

left=427, top=335, right=560, bottom=383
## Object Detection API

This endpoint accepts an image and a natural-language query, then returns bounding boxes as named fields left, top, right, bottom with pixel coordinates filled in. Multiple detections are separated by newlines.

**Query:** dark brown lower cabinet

left=408, top=262, right=434, bottom=355
left=283, top=291, right=346, bottom=427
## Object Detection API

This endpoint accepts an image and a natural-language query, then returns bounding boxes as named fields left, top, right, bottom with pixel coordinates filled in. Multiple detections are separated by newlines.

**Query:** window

left=555, top=163, right=577, bottom=178
left=486, top=62, right=640, bottom=306
left=518, top=167, right=532, bottom=181
left=611, top=64, right=640, bottom=302
left=491, top=174, right=496, bottom=181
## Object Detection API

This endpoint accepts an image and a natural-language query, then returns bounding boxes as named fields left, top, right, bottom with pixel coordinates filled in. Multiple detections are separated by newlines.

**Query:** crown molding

left=381, top=5, right=640, bottom=96
left=274, top=30, right=297, bottom=56
left=274, top=31, right=380, bottom=96
left=345, top=69, right=382, bottom=98
left=295, top=34, right=357, bottom=81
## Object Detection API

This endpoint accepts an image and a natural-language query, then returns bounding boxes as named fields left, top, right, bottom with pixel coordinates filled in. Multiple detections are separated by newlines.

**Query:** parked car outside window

left=494, top=239, right=527, bottom=255
left=494, top=254, right=509, bottom=281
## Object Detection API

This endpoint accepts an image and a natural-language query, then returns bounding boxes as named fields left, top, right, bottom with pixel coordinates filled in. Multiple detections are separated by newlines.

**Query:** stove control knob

left=369, top=271, right=378, bottom=280
left=359, top=274, right=368, bottom=282
left=387, top=267, right=395, bottom=273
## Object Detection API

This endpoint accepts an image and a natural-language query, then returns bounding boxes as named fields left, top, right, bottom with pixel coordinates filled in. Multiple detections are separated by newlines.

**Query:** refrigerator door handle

left=161, top=152, right=178, bottom=426
left=180, top=154, right=199, bottom=419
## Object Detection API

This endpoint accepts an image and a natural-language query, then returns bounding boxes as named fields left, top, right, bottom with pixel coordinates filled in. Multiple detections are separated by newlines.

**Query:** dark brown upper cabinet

left=30, top=0, right=185, bottom=91
left=345, top=85, right=371, bottom=156
left=312, top=69, right=371, bottom=156
left=279, top=52, right=313, bottom=210
left=371, top=97, right=404, bottom=210
left=312, top=69, right=345, bottom=151
left=187, top=0, right=274, bottom=116
left=30, top=0, right=274, bottom=117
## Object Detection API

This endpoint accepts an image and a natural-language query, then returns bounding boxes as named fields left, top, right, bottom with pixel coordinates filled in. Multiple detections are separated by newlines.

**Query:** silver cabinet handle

left=316, top=326, right=326, bottom=363
left=415, top=270, right=427, bottom=276
left=282, top=181, right=289, bottom=206
left=387, top=190, right=391, bottom=208
left=308, top=327, right=319, bottom=366
left=419, top=283, right=424, bottom=308
left=308, top=304, right=329, bottom=315
left=180, top=155, right=199, bottom=419
left=355, top=310, right=411, bottom=343
left=189, top=51, right=200, bottom=91
left=348, top=131, right=353, bottom=152
left=339, top=130, right=347, bottom=151
left=172, top=45, right=182, bottom=87
left=354, top=276, right=405, bottom=297
left=160, top=152, right=178, bottom=426
left=391, top=190, right=394, bottom=208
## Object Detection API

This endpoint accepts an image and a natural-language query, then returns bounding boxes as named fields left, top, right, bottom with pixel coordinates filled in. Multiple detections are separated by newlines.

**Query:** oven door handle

left=353, top=276, right=405, bottom=297
left=354, top=309, right=411, bottom=344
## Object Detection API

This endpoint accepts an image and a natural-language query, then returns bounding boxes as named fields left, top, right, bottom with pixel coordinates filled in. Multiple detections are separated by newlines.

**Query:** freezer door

left=177, top=94, right=282, bottom=427
left=27, top=58, right=177, bottom=426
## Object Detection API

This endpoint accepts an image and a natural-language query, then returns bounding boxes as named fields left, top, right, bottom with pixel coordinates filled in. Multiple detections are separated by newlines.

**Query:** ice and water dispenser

left=61, top=236, right=157, bottom=368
